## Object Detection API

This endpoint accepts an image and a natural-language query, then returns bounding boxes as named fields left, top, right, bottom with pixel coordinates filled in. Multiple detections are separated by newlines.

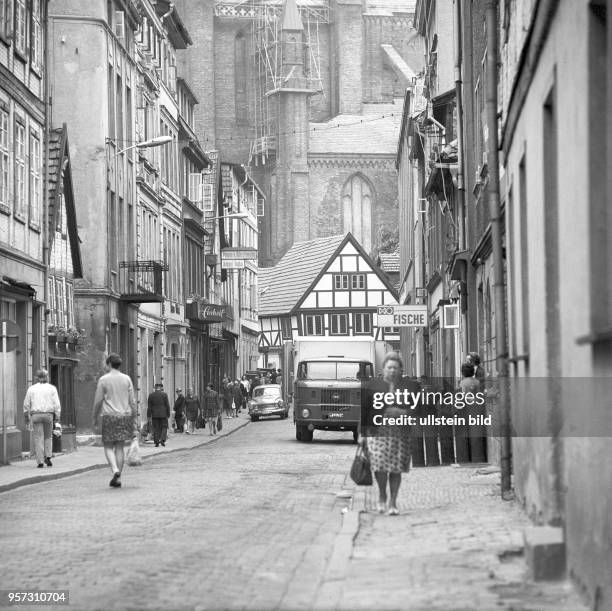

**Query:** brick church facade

left=176, top=0, right=423, bottom=266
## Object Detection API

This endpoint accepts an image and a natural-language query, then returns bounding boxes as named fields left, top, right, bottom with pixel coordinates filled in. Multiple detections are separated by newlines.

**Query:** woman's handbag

left=350, top=445, right=373, bottom=486
left=127, top=437, right=143, bottom=466
left=217, top=414, right=223, bottom=431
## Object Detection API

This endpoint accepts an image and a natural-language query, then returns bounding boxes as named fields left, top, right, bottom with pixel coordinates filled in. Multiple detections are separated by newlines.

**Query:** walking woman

left=93, top=353, right=137, bottom=488
left=361, top=352, right=418, bottom=515
left=203, top=384, right=221, bottom=435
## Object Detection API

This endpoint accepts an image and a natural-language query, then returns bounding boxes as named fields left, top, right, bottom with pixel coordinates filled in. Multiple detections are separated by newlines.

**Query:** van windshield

left=297, top=361, right=373, bottom=380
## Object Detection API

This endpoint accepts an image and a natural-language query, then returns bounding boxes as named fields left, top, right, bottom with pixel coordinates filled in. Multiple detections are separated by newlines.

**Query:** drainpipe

left=485, top=0, right=512, bottom=498
left=454, top=0, right=468, bottom=363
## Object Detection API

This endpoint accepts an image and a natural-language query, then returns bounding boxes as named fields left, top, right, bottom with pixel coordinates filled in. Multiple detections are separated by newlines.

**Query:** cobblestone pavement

left=340, top=466, right=587, bottom=611
left=0, top=419, right=356, bottom=611
left=0, top=422, right=588, bottom=611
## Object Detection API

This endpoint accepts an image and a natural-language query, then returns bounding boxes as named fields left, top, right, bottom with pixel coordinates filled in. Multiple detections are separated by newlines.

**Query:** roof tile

left=258, top=234, right=345, bottom=316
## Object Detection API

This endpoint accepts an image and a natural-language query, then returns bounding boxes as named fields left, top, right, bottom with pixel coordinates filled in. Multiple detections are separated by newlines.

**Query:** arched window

left=235, top=31, right=247, bottom=124
left=342, top=174, right=373, bottom=251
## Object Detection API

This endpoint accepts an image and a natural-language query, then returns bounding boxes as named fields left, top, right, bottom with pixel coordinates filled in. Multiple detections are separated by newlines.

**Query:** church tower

left=270, top=0, right=313, bottom=262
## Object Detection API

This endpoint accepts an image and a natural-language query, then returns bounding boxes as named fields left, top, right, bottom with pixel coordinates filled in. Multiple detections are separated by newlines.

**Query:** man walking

left=23, top=369, right=61, bottom=468
left=147, top=382, right=170, bottom=447
left=93, top=354, right=137, bottom=488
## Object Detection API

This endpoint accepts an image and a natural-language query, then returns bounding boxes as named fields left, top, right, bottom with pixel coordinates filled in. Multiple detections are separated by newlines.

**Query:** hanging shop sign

left=221, top=247, right=258, bottom=261
left=376, top=305, right=428, bottom=327
left=185, top=302, right=230, bottom=323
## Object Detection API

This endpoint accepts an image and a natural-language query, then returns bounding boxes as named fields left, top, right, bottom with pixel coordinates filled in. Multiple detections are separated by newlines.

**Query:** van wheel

left=296, top=425, right=312, bottom=442
left=251, top=415, right=259, bottom=422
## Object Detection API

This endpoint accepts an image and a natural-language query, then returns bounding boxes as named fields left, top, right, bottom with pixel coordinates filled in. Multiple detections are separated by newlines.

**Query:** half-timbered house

left=258, top=233, right=399, bottom=368
left=46, top=124, right=83, bottom=453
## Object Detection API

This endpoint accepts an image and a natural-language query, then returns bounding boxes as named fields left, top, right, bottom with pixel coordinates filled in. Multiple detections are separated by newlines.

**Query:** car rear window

left=253, top=387, right=281, bottom=398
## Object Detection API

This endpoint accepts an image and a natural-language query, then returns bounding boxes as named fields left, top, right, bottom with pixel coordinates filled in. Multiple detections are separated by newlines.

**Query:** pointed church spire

left=281, top=0, right=303, bottom=31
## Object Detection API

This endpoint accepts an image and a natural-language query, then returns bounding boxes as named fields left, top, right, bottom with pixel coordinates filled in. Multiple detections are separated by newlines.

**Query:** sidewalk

left=322, top=465, right=587, bottom=611
left=0, top=414, right=249, bottom=493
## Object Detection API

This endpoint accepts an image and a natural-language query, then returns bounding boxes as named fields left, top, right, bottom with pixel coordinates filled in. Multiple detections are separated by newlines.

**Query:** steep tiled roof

left=46, top=124, right=83, bottom=278
left=47, top=127, right=65, bottom=239
left=258, top=234, right=345, bottom=316
left=308, top=101, right=403, bottom=155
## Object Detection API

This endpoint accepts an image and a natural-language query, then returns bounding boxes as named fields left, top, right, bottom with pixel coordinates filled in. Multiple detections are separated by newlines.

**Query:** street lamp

left=115, top=135, right=173, bottom=156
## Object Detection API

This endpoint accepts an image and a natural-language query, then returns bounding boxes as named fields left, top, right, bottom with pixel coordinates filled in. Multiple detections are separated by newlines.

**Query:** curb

left=312, top=482, right=364, bottom=610
left=0, top=419, right=250, bottom=494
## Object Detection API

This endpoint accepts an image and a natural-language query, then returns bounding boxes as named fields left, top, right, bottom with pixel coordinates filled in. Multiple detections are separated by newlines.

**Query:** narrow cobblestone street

left=0, top=419, right=586, bottom=610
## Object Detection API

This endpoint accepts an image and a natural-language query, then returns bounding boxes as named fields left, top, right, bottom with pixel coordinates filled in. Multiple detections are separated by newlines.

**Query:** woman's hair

left=467, top=352, right=481, bottom=366
left=382, top=351, right=403, bottom=371
left=461, top=362, right=475, bottom=378
left=106, top=353, right=122, bottom=369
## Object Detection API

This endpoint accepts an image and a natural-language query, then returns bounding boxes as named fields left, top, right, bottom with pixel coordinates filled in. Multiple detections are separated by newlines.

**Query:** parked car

left=248, top=384, right=288, bottom=421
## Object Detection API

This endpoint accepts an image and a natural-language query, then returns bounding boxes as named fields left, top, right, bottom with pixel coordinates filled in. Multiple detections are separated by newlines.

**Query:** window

left=353, top=313, right=372, bottom=334
left=108, top=66, right=115, bottom=140
left=342, top=174, right=373, bottom=252
left=114, top=10, right=125, bottom=41
left=351, top=274, right=366, bottom=289
left=189, top=173, right=202, bottom=205
left=55, top=278, right=65, bottom=328
left=66, top=282, right=74, bottom=328
left=29, top=132, right=41, bottom=226
left=14, top=121, right=26, bottom=217
left=280, top=317, right=292, bottom=340
left=334, top=274, right=348, bottom=289
left=330, top=313, right=348, bottom=335
left=48, top=277, right=56, bottom=326
left=305, top=314, right=324, bottom=336
left=0, top=108, right=8, bottom=210
left=14, top=0, right=25, bottom=55
left=0, top=0, right=14, bottom=40
left=30, top=0, right=41, bottom=69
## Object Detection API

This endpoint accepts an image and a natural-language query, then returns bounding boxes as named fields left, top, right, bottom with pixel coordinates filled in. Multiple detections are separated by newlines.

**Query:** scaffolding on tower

left=214, top=0, right=330, bottom=166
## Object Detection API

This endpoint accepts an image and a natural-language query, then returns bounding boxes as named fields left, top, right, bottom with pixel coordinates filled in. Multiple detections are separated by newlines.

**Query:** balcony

left=119, top=260, right=168, bottom=303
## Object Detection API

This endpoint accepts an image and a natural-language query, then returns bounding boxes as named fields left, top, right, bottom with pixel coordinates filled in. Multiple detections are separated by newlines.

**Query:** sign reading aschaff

left=221, top=247, right=258, bottom=261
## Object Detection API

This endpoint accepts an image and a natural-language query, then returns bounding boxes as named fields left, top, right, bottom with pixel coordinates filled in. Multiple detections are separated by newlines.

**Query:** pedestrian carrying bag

left=350, top=445, right=373, bottom=486
left=217, top=414, right=223, bottom=431
left=127, top=437, right=143, bottom=466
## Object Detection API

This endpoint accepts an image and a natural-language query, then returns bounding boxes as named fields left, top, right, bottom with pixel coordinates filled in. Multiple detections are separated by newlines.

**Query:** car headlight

left=301, top=408, right=310, bottom=418
left=276, top=399, right=283, bottom=407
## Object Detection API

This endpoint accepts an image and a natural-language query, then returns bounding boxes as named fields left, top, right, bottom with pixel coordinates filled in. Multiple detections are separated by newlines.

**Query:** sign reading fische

left=377, top=305, right=428, bottom=327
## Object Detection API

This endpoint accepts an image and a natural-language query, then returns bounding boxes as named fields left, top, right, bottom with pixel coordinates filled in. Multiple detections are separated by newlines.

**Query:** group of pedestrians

left=172, top=385, right=225, bottom=436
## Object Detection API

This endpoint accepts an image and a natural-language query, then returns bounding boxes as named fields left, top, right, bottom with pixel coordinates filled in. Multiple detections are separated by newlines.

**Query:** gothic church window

left=342, top=174, right=372, bottom=252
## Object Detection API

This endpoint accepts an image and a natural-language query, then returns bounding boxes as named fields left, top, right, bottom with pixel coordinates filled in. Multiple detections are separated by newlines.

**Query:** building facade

left=499, top=0, right=612, bottom=604
left=0, top=0, right=48, bottom=460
